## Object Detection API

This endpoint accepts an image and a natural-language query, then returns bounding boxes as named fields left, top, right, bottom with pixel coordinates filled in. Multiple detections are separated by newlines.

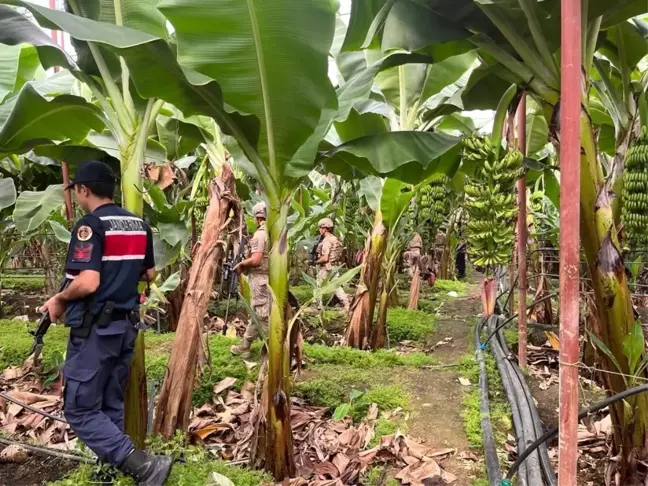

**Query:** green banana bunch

left=622, top=125, right=648, bottom=247
left=415, top=175, right=450, bottom=246
left=344, top=189, right=359, bottom=231
left=462, top=134, right=523, bottom=270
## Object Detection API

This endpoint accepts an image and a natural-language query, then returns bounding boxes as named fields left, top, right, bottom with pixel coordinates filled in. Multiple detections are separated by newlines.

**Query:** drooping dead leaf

left=213, top=377, right=238, bottom=396
left=192, top=424, right=232, bottom=441
left=544, top=331, right=560, bottom=351
left=155, top=164, right=176, bottom=190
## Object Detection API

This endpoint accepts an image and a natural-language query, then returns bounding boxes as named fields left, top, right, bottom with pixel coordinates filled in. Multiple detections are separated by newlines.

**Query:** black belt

left=112, top=309, right=134, bottom=320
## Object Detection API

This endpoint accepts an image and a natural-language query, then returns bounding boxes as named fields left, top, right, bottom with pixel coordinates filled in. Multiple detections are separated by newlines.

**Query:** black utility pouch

left=96, top=301, right=115, bottom=329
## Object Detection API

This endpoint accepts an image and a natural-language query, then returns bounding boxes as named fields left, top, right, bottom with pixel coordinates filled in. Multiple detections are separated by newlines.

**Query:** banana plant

left=342, top=0, right=648, bottom=478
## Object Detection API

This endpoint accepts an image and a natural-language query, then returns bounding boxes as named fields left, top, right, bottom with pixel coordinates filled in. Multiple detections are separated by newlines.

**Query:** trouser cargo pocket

left=63, top=367, right=99, bottom=410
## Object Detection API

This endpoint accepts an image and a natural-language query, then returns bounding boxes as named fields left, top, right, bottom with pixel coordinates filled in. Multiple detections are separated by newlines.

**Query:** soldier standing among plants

left=40, top=161, right=172, bottom=485
left=230, top=202, right=269, bottom=358
left=315, top=218, right=350, bottom=312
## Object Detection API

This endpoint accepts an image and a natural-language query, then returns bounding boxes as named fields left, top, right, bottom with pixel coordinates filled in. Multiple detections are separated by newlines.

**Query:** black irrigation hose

left=482, top=293, right=558, bottom=348
left=0, top=391, right=68, bottom=424
left=488, top=317, right=542, bottom=486
left=486, top=317, right=529, bottom=485
left=496, top=324, right=557, bottom=486
left=506, top=383, right=648, bottom=480
left=474, top=318, right=502, bottom=486
left=0, top=437, right=93, bottom=463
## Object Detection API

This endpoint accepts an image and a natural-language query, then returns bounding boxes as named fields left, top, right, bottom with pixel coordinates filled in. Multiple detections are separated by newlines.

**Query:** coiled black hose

left=474, top=318, right=502, bottom=485
left=506, top=383, right=648, bottom=480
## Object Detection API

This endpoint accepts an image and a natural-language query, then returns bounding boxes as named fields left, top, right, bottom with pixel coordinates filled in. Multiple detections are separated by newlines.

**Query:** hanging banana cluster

left=463, top=134, right=523, bottom=269
left=622, top=126, right=648, bottom=247
left=415, top=174, right=449, bottom=243
left=344, top=189, right=359, bottom=231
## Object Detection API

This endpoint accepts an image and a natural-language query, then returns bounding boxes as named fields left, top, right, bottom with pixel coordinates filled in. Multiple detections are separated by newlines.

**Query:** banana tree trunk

left=154, top=165, right=237, bottom=438
left=121, top=145, right=147, bottom=447
left=439, top=212, right=457, bottom=280
left=345, top=212, right=388, bottom=349
left=373, top=284, right=390, bottom=349
left=264, top=201, right=295, bottom=480
left=562, top=113, right=648, bottom=480
left=408, top=260, right=422, bottom=310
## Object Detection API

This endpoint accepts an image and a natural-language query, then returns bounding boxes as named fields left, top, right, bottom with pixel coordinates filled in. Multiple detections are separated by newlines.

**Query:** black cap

left=66, top=160, right=116, bottom=190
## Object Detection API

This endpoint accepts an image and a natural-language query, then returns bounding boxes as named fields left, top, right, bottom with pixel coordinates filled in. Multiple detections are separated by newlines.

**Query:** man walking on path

left=230, top=202, right=270, bottom=358
left=40, top=160, right=172, bottom=485
left=315, top=218, right=350, bottom=311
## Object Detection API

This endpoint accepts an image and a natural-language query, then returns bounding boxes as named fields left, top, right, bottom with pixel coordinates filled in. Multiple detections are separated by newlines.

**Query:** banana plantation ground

left=0, top=272, right=614, bottom=486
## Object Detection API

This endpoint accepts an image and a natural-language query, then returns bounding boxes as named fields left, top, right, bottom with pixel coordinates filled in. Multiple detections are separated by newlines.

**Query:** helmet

left=252, top=202, right=266, bottom=218
left=318, top=217, right=334, bottom=229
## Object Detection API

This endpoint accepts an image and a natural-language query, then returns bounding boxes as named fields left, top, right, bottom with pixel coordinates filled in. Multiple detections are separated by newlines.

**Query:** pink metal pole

left=516, top=94, right=528, bottom=371
left=558, top=0, right=582, bottom=484
left=49, top=0, right=59, bottom=72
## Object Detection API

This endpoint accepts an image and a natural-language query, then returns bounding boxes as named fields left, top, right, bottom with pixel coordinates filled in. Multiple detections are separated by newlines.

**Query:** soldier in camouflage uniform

left=315, top=218, right=350, bottom=311
left=230, top=202, right=269, bottom=358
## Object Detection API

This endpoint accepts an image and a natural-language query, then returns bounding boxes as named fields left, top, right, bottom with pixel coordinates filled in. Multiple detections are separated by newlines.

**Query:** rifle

left=310, top=234, right=324, bottom=265
left=29, top=279, right=69, bottom=361
left=222, top=217, right=247, bottom=334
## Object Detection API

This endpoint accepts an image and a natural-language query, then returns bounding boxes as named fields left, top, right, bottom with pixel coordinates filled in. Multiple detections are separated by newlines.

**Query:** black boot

left=120, top=449, right=173, bottom=486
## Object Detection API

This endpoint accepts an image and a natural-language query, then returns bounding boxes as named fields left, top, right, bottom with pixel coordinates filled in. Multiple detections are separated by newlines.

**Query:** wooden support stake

left=517, top=94, right=528, bottom=370
left=558, top=0, right=582, bottom=483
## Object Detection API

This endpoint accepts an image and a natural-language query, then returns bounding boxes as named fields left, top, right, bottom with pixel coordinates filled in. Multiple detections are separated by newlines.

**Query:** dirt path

left=405, top=287, right=483, bottom=486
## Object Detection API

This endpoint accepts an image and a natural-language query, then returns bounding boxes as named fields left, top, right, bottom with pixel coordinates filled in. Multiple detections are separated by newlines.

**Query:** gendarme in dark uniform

left=40, top=161, right=172, bottom=485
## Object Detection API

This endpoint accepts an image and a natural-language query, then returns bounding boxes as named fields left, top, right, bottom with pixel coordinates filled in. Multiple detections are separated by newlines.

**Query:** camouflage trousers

left=243, top=272, right=270, bottom=342
left=317, top=267, right=350, bottom=310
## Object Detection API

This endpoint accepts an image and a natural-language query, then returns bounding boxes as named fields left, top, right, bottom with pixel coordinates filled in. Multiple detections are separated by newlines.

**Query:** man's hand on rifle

left=234, top=262, right=244, bottom=275
left=40, top=295, right=65, bottom=323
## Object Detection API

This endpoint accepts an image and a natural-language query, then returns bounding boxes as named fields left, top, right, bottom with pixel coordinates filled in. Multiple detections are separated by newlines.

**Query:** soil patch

left=0, top=454, right=76, bottom=486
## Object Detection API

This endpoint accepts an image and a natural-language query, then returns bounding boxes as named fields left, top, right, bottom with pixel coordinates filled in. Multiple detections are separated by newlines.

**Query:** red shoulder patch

left=72, top=242, right=94, bottom=263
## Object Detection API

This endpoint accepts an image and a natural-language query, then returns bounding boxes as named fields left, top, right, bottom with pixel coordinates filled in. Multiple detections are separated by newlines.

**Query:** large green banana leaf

left=158, top=0, right=337, bottom=187
left=589, top=0, right=648, bottom=28
left=374, top=49, right=477, bottom=116
left=335, top=51, right=435, bottom=123
left=0, top=177, right=16, bottom=210
left=32, top=143, right=107, bottom=164
left=321, top=131, right=461, bottom=183
left=341, top=0, right=389, bottom=52
left=63, top=0, right=167, bottom=79
left=0, top=43, right=40, bottom=103
left=381, top=0, right=468, bottom=52
left=70, top=0, right=167, bottom=37
left=380, top=178, right=414, bottom=230
left=0, top=84, right=105, bottom=154
left=13, top=184, right=64, bottom=232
